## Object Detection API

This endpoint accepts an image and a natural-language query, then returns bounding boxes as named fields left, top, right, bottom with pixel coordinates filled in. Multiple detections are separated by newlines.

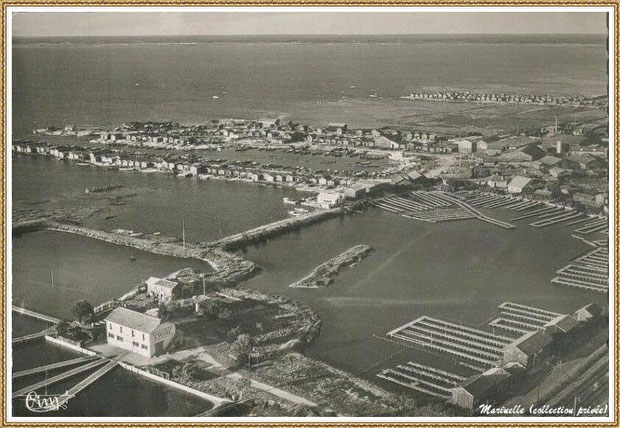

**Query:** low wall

left=12, top=219, right=47, bottom=236
left=118, top=362, right=230, bottom=407
left=45, top=335, right=98, bottom=357
left=215, top=208, right=343, bottom=251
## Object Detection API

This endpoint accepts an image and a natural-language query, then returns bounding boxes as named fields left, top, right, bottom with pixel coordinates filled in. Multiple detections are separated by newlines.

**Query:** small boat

left=129, top=254, right=136, bottom=261
left=283, top=197, right=298, bottom=205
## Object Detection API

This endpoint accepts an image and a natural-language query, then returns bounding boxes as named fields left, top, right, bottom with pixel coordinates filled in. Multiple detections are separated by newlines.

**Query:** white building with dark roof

left=105, top=307, right=175, bottom=357
left=145, top=277, right=180, bottom=302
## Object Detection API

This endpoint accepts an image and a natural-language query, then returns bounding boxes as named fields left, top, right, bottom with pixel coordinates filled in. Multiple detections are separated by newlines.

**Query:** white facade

left=105, top=307, right=176, bottom=357
left=145, top=277, right=179, bottom=302
left=317, top=192, right=342, bottom=209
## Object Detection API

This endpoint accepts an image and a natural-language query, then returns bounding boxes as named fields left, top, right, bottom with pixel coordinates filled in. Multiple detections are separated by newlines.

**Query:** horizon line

left=13, top=32, right=607, bottom=37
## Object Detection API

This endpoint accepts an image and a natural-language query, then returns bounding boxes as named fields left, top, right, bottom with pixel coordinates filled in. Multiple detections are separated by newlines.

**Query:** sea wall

left=289, top=244, right=373, bottom=288
left=44, top=220, right=259, bottom=289
left=45, top=335, right=98, bottom=356
left=213, top=208, right=343, bottom=251
left=12, top=218, right=47, bottom=236
left=119, top=362, right=230, bottom=407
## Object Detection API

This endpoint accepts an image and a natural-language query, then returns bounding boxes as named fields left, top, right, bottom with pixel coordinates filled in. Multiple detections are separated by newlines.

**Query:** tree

left=230, top=333, right=253, bottom=365
left=71, top=300, right=94, bottom=323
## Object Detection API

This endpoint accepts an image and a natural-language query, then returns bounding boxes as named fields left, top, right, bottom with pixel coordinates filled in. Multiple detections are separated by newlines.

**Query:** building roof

left=545, top=315, right=579, bottom=333
left=549, top=167, right=568, bottom=175
left=538, top=155, right=562, bottom=166
left=487, top=174, right=506, bottom=182
left=407, top=171, right=426, bottom=181
left=145, top=277, right=178, bottom=290
left=105, top=307, right=162, bottom=333
left=459, top=368, right=511, bottom=397
left=575, top=302, right=602, bottom=318
left=500, top=136, right=541, bottom=148
left=508, top=176, right=533, bottom=190
left=509, top=330, right=553, bottom=356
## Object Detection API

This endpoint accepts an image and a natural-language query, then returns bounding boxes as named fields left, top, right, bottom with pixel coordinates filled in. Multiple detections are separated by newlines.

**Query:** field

left=287, top=98, right=607, bottom=137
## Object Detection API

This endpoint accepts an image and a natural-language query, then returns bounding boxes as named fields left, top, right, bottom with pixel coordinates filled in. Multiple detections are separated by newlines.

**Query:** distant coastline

left=12, top=33, right=608, bottom=47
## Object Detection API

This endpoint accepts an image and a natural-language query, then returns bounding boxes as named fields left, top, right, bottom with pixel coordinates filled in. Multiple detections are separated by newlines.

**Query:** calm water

left=12, top=35, right=607, bottom=137
left=11, top=341, right=212, bottom=417
left=12, top=230, right=212, bottom=319
left=13, top=156, right=297, bottom=242
left=239, top=208, right=607, bottom=378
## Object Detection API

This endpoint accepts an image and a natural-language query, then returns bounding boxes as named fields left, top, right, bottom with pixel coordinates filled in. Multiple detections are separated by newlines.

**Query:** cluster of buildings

left=381, top=301, right=602, bottom=411
left=436, top=133, right=608, bottom=213
left=403, top=91, right=607, bottom=108
left=12, top=141, right=402, bottom=201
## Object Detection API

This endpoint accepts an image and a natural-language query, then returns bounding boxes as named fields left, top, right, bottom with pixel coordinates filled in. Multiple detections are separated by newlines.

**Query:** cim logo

left=24, top=391, right=74, bottom=413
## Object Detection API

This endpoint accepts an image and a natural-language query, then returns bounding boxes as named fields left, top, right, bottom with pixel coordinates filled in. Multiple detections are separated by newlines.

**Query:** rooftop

left=105, top=307, right=162, bottom=333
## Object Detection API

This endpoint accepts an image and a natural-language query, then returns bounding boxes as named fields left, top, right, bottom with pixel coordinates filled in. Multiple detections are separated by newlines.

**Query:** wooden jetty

left=12, top=329, right=52, bottom=346
left=551, top=246, right=608, bottom=293
left=57, top=361, right=119, bottom=406
left=13, top=356, right=100, bottom=379
left=12, top=358, right=107, bottom=398
left=530, top=211, right=582, bottom=228
left=387, top=315, right=513, bottom=371
left=12, top=307, right=60, bottom=324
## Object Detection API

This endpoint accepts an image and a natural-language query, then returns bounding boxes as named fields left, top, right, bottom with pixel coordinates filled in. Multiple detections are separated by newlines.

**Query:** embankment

left=44, top=221, right=260, bottom=288
left=289, top=244, right=373, bottom=288
left=12, top=218, right=47, bottom=236
left=212, top=208, right=343, bottom=251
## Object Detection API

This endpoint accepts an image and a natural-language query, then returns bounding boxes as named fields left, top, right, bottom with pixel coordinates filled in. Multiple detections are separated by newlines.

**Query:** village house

left=317, top=191, right=343, bottom=209
left=456, top=139, right=476, bottom=154
left=145, top=277, right=180, bottom=302
left=105, top=307, right=176, bottom=358
left=507, top=176, right=534, bottom=194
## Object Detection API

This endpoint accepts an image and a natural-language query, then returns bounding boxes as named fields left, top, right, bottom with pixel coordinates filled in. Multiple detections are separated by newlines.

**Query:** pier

left=12, top=358, right=108, bottom=398
left=12, top=329, right=53, bottom=346
left=510, top=206, right=560, bottom=221
left=551, top=245, right=609, bottom=293
left=212, top=208, right=342, bottom=250
left=13, top=306, right=60, bottom=324
left=373, top=191, right=476, bottom=224
left=574, top=218, right=607, bottom=235
left=387, top=316, right=513, bottom=370
left=13, top=356, right=100, bottom=379
left=431, top=192, right=516, bottom=229
left=529, top=211, right=583, bottom=228
left=57, top=361, right=119, bottom=406
left=377, top=361, right=466, bottom=399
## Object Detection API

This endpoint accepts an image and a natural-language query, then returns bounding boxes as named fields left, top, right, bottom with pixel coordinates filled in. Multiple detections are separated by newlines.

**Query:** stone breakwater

left=212, top=208, right=344, bottom=251
left=13, top=207, right=344, bottom=290
left=12, top=218, right=47, bottom=236
left=42, top=221, right=259, bottom=288
left=289, top=244, right=374, bottom=288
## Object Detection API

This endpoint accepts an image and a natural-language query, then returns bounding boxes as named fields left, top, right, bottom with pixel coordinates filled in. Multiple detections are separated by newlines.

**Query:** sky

left=12, top=11, right=608, bottom=37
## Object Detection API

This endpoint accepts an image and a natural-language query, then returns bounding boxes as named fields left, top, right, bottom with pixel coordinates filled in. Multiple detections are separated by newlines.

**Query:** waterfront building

left=487, top=174, right=508, bottom=189
left=507, top=176, right=534, bottom=194
left=105, top=307, right=176, bottom=357
left=557, top=141, right=570, bottom=154
left=451, top=367, right=512, bottom=410
left=317, top=191, right=343, bottom=209
left=574, top=303, right=601, bottom=322
left=326, top=123, right=348, bottom=134
left=457, top=139, right=477, bottom=154
left=145, top=277, right=180, bottom=302
left=374, top=135, right=400, bottom=149
left=499, top=145, right=546, bottom=162
left=502, top=329, right=552, bottom=367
